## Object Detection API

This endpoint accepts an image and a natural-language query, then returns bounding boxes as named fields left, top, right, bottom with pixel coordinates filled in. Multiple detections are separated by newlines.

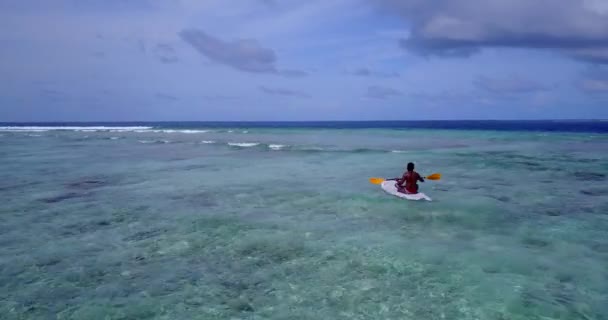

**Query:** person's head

left=407, top=162, right=415, bottom=172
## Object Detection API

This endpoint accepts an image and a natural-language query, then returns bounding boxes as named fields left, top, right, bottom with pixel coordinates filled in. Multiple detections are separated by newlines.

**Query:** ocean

left=1, top=121, right=607, bottom=319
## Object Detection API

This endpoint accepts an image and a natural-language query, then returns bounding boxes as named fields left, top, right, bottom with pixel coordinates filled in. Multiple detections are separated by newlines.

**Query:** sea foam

left=228, top=142, right=260, bottom=147
left=0, top=126, right=152, bottom=132
left=269, top=144, right=287, bottom=150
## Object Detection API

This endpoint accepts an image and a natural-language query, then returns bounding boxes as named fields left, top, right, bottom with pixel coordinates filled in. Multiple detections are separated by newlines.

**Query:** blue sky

left=1, top=0, right=607, bottom=121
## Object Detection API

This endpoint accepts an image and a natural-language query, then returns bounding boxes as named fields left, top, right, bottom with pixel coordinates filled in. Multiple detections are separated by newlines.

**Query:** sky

left=0, top=0, right=607, bottom=121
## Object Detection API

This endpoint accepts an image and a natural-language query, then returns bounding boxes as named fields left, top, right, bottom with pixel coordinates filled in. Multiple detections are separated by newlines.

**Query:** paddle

left=369, top=173, right=441, bottom=185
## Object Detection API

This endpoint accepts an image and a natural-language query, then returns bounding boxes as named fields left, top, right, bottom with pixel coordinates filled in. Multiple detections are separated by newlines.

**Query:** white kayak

left=380, top=181, right=432, bottom=201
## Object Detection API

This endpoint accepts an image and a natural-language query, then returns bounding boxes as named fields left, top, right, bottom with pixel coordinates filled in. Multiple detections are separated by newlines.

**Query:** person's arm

left=418, top=173, right=425, bottom=182
left=399, top=172, right=408, bottom=184
left=392, top=172, right=406, bottom=183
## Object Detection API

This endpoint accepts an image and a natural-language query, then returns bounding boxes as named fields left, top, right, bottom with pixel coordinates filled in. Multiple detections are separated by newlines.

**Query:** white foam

left=0, top=126, right=152, bottom=132
left=228, top=142, right=259, bottom=148
left=0, top=126, right=216, bottom=134
left=201, top=140, right=216, bottom=144
left=269, top=144, right=287, bottom=150
left=4, top=128, right=49, bottom=132
left=391, top=150, right=407, bottom=153
left=147, top=129, right=209, bottom=134
left=110, top=137, right=120, bottom=140
left=180, top=130, right=209, bottom=134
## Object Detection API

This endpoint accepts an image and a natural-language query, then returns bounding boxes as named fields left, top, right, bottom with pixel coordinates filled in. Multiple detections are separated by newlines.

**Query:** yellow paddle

left=369, top=173, right=441, bottom=185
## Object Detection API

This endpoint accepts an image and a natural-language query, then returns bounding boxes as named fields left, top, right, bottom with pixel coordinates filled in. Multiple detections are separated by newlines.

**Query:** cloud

left=180, top=29, right=277, bottom=73
left=154, top=43, right=178, bottom=64
left=179, top=29, right=306, bottom=76
left=201, top=94, right=240, bottom=101
left=581, top=79, right=608, bottom=93
left=569, top=48, right=608, bottom=64
left=579, top=68, right=608, bottom=93
left=349, top=67, right=400, bottom=78
left=366, top=85, right=402, bottom=99
left=259, top=86, right=310, bottom=98
left=474, top=75, right=550, bottom=94
left=373, top=0, right=608, bottom=63
left=407, top=90, right=502, bottom=108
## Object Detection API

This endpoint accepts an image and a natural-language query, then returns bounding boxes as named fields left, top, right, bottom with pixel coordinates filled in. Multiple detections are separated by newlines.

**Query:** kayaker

left=395, top=162, right=424, bottom=194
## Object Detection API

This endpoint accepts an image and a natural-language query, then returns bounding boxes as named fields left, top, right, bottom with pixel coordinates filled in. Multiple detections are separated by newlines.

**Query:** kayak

left=380, top=181, right=432, bottom=201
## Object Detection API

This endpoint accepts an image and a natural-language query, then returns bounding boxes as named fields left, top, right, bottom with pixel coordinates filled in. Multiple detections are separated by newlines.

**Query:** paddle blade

left=369, top=177, right=385, bottom=185
left=426, top=173, right=441, bottom=180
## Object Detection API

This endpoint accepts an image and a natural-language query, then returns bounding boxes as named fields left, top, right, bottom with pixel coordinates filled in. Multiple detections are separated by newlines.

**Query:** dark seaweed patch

left=488, top=195, right=511, bottom=203
left=61, top=219, right=112, bottom=236
left=454, top=232, right=476, bottom=241
left=35, top=257, right=62, bottom=267
left=67, top=175, right=115, bottom=190
left=590, top=242, right=608, bottom=253
left=482, top=265, right=501, bottom=274
left=522, top=236, right=552, bottom=248
left=543, top=209, right=562, bottom=216
left=520, top=287, right=550, bottom=308
left=41, top=192, right=88, bottom=203
left=517, top=161, right=542, bottom=167
left=182, top=164, right=208, bottom=171
left=573, top=171, right=606, bottom=181
left=545, top=282, right=577, bottom=308
left=67, top=180, right=106, bottom=189
left=227, top=298, right=254, bottom=312
left=555, top=273, right=574, bottom=283
left=580, top=188, right=608, bottom=196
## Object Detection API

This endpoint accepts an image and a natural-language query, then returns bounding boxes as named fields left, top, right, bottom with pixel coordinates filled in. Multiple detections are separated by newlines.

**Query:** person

left=394, top=162, right=424, bottom=194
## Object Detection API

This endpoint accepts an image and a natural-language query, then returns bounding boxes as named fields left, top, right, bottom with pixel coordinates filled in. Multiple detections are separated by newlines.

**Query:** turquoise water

left=1, top=127, right=607, bottom=319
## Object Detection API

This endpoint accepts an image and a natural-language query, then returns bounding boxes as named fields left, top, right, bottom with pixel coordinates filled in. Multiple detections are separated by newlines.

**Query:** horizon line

left=1, top=119, right=607, bottom=124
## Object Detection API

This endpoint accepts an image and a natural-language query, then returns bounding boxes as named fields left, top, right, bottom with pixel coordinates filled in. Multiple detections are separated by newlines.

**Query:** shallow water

left=1, top=126, right=607, bottom=319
